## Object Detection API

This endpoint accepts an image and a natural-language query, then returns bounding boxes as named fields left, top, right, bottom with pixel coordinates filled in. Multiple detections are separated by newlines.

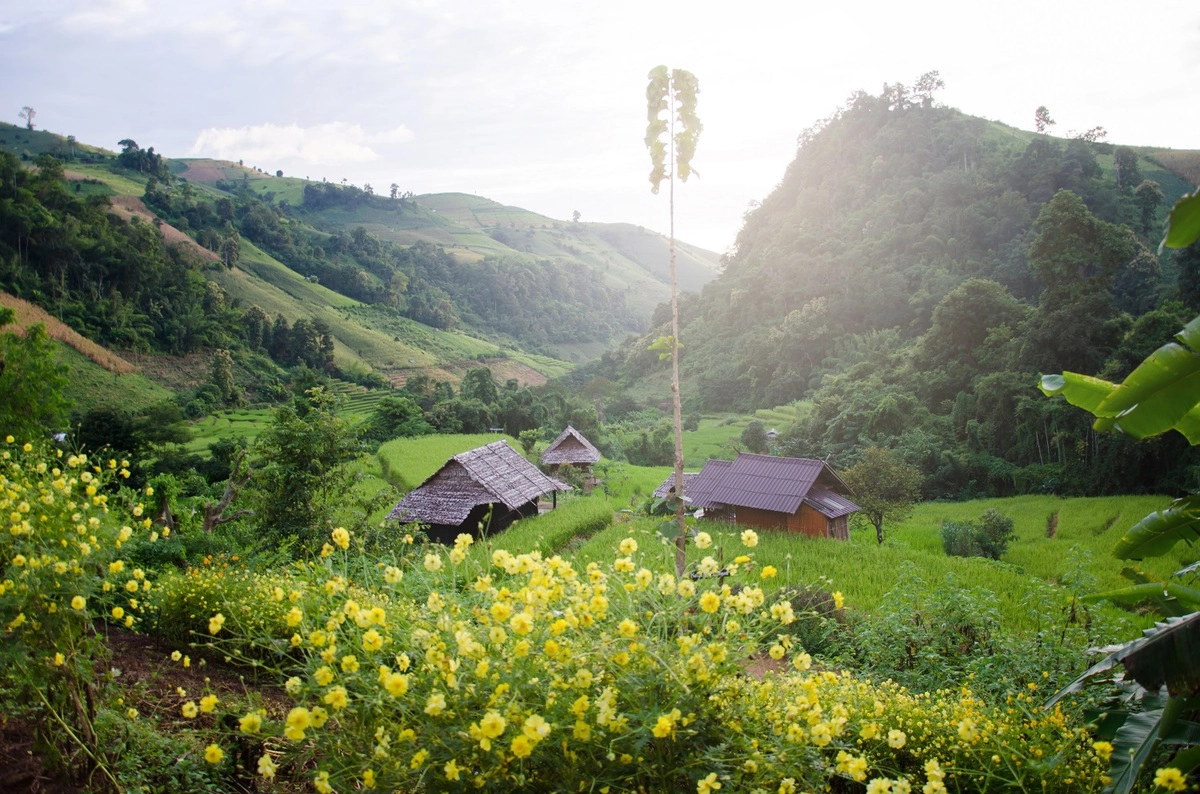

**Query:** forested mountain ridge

left=0, top=122, right=718, bottom=370
left=592, top=84, right=1200, bottom=498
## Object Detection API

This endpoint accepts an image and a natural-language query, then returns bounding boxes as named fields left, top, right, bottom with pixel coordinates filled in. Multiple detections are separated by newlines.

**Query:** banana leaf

left=1113, top=499, right=1200, bottom=560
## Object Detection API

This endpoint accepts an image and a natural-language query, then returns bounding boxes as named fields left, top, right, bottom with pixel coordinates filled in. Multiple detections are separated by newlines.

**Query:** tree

left=1034, top=106, right=1055, bottom=134
left=18, top=106, right=35, bottom=130
left=1112, top=147, right=1141, bottom=193
left=275, top=169, right=283, bottom=178
left=390, top=183, right=399, bottom=200
left=250, top=387, right=363, bottom=550
left=0, top=314, right=70, bottom=440
left=740, top=420, right=769, bottom=454
left=209, top=349, right=237, bottom=404
left=572, top=210, right=581, bottom=223
left=645, top=64, right=701, bottom=578
left=842, top=447, right=922, bottom=545
left=1134, top=179, right=1165, bottom=236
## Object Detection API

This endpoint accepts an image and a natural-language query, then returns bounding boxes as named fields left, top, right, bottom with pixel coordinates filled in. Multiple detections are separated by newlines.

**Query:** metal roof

left=802, top=484, right=860, bottom=519
left=686, top=453, right=858, bottom=516
left=652, top=471, right=700, bottom=499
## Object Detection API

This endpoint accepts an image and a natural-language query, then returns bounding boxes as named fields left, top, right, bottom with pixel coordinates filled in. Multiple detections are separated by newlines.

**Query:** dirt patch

left=0, top=629, right=288, bottom=794
left=116, top=350, right=212, bottom=391
left=107, top=196, right=220, bottom=263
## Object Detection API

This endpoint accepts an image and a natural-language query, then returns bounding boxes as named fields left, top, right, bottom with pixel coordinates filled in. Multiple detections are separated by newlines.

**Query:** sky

left=2, top=0, right=1198, bottom=254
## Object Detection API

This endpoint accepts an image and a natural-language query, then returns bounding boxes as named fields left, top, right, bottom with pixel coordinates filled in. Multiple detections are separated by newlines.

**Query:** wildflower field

left=2, top=437, right=1192, bottom=792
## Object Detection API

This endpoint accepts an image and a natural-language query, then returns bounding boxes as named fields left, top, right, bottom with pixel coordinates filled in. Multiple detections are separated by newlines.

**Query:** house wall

left=828, top=514, right=849, bottom=540
left=735, top=506, right=789, bottom=532
left=721, top=503, right=850, bottom=541
left=787, top=504, right=829, bottom=539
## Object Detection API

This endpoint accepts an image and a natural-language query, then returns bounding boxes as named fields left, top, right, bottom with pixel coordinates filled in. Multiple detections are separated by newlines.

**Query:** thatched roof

left=687, top=454, right=858, bottom=516
left=389, top=440, right=571, bottom=525
left=652, top=471, right=701, bottom=499
left=540, top=425, right=601, bottom=466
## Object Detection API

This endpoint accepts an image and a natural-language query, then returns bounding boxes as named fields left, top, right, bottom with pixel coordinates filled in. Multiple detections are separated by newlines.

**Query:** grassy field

left=55, top=345, right=174, bottom=414
left=561, top=493, right=1187, bottom=637
left=376, top=433, right=520, bottom=489
left=681, top=403, right=808, bottom=466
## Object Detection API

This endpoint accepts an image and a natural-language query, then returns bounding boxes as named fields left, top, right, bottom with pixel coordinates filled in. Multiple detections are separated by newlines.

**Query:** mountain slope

left=177, top=161, right=722, bottom=333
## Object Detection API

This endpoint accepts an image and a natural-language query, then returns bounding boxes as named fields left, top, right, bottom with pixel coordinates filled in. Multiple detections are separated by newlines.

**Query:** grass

left=184, top=409, right=275, bottom=454
left=376, top=433, right=520, bottom=490
left=567, top=493, right=1193, bottom=638
left=54, top=345, right=174, bottom=415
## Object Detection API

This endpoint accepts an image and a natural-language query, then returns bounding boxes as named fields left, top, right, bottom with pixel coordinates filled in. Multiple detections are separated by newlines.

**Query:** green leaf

left=1085, top=583, right=1200, bottom=616
left=1121, top=612, right=1200, bottom=697
left=1161, top=187, right=1200, bottom=252
left=1092, top=342, right=1200, bottom=438
left=1175, top=315, right=1200, bottom=352
left=1113, top=502, right=1200, bottom=560
left=1039, top=372, right=1117, bottom=414
left=1104, top=709, right=1164, bottom=794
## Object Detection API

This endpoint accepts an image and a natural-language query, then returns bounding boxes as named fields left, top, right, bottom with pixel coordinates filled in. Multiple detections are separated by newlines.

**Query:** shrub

left=940, top=509, right=1015, bottom=561
left=0, top=439, right=155, bottom=779
left=180, top=531, right=1109, bottom=793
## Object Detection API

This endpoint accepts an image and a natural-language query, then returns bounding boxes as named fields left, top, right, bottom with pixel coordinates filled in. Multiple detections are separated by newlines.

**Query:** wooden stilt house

left=687, top=453, right=859, bottom=539
left=388, top=440, right=572, bottom=544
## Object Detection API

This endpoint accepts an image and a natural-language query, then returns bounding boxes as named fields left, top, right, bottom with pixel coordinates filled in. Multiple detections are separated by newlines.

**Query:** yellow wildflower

left=182, top=701, right=198, bottom=718
left=204, top=744, right=224, bottom=764
left=1153, top=768, right=1187, bottom=792
left=331, top=526, right=350, bottom=549
left=257, top=754, right=277, bottom=779
left=697, top=772, right=722, bottom=793
left=699, top=591, right=721, bottom=613
left=200, top=694, right=219, bottom=713
left=208, top=613, right=225, bottom=634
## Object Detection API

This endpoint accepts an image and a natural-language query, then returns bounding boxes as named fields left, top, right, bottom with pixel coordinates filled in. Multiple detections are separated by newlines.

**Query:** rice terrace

left=3, top=4, right=1200, bottom=793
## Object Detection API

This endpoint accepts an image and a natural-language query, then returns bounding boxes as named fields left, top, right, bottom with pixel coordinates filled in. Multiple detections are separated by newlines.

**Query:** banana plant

left=1041, top=187, right=1200, bottom=792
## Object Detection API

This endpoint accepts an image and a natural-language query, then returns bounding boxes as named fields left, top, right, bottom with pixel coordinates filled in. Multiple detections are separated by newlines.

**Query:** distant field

left=376, top=433, right=520, bottom=490
left=682, top=404, right=807, bottom=466
left=55, top=345, right=174, bottom=415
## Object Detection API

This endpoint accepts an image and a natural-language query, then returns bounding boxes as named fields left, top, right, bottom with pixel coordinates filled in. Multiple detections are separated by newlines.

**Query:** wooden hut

left=686, top=453, right=859, bottom=539
left=652, top=471, right=701, bottom=500
left=388, top=440, right=572, bottom=544
left=540, top=425, right=602, bottom=489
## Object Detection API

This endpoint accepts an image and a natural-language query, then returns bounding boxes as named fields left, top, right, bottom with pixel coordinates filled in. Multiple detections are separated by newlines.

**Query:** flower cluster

left=0, top=438, right=150, bottom=763
left=188, top=524, right=1107, bottom=793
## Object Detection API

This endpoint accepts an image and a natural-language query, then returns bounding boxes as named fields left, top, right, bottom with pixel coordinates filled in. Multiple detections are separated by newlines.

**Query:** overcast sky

left=3, top=0, right=1198, bottom=253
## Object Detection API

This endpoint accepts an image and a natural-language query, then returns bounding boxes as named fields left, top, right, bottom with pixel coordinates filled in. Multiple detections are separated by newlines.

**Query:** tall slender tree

left=645, top=65, right=701, bottom=577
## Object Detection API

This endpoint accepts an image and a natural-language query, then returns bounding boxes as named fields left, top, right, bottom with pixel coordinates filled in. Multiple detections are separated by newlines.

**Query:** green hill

left=177, top=160, right=722, bottom=355
left=589, top=82, right=1200, bottom=500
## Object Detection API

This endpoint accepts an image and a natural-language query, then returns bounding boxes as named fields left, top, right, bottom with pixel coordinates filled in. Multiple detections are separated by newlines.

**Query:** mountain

left=173, top=158, right=720, bottom=361
left=589, top=83, right=1200, bottom=498
left=0, top=122, right=718, bottom=409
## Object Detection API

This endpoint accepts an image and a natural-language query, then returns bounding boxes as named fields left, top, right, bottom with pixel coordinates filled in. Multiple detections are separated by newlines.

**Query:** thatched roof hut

left=652, top=471, right=701, bottom=500
left=540, top=425, right=602, bottom=467
left=388, top=440, right=572, bottom=544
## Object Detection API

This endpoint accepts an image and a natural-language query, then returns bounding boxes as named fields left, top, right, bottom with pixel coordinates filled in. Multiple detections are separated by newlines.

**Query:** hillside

left=0, top=122, right=718, bottom=397
left=591, top=83, right=1200, bottom=499
left=176, top=159, right=721, bottom=357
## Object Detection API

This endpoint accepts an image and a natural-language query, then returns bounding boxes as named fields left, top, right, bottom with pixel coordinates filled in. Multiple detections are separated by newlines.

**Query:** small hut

left=686, top=453, right=859, bottom=539
left=540, top=425, right=602, bottom=489
left=652, top=471, right=701, bottom=500
left=388, top=440, right=572, bottom=544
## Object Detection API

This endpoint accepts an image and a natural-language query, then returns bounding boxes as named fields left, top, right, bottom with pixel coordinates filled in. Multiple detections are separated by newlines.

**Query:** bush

left=0, top=440, right=156, bottom=778
left=181, top=531, right=1110, bottom=793
left=940, top=509, right=1015, bottom=561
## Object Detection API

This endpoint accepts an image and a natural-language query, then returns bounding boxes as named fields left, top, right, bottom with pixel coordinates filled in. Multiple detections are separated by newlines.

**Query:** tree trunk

left=875, top=518, right=884, bottom=545
left=669, top=89, right=687, bottom=580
